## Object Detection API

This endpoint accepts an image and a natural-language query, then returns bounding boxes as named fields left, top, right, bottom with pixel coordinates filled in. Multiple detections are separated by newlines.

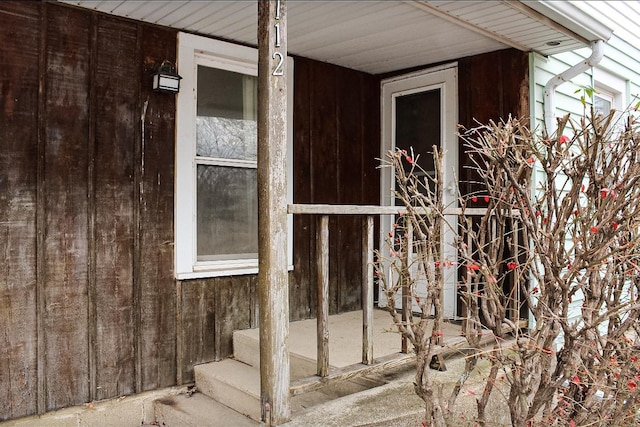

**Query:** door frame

left=379, top=63, right=459, bottom=318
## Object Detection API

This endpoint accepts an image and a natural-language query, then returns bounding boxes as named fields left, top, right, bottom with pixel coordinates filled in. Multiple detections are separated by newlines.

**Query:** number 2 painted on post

left=272, top=52, right=284, bottom=76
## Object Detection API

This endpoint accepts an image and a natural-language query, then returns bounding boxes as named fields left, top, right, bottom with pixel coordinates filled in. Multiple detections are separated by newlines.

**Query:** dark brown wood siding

left=136, top=20, right=177, bottom=395
left=178, top=276, right=258, bottom=384
left=457, top=49, right=530, bottom=316
left=290, top=57, right=381, bottom=317
left=92, top=14, right=137, bottom=402
left=0, top=2, right=39, bottom=420
left=0, top=1, right=529, bottom=420
left=458, top=48, right=530, bottom=196
left=0, top=2, right=177, bottom=419
left=42, top=4, right=91, bottom=410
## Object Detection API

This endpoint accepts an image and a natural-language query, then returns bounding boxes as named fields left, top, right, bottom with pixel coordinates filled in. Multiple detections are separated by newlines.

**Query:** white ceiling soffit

left=61, top=1, right=612, bottom=75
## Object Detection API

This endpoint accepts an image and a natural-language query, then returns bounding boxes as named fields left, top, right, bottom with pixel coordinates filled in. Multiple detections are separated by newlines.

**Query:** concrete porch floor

left=235, top=308, right=469, bottom=371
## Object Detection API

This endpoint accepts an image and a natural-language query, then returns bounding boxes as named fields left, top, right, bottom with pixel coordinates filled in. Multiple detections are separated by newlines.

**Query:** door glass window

left=395, top=88, right=441, bottom=195
left=392, top=88, right=443, bottom=281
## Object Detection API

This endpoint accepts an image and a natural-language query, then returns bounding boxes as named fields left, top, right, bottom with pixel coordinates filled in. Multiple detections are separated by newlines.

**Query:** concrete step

left=194, top=358, right=387, bottom=423
left=217, top=309, right=407, bottom=420
left=154, top=392, right=258, bottom=427
left=194, top=359, right=262, bottom=422
left=233, top=329, right=316, bottom=380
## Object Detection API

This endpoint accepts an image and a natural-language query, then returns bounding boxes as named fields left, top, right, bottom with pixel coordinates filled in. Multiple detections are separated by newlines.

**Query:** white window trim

left=175, top=32, right=293, bottom=280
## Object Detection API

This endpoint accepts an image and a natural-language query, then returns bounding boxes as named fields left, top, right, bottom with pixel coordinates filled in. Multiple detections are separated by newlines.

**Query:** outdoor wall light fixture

left=153, top=60, right=182, bottom=94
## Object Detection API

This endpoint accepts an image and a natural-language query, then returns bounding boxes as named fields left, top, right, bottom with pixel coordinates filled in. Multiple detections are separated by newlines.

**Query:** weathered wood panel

left=336, top=67, right=366, bottom=312
left=179, top=281, right=216, bottom=384
left=137, top=24, right=177, bottom=392
left=0, top=2, right=40, bottom=420
left=1, top=2, right=180, bottom=418
left=179, top=276, right=257, bottom=383
left=362, top=73, right=381, bottom=302
left=93, top=15, right=138, bottom=400
left=290, top=56, right=314, bottom=321
left=292, top=57, right=381, bottom=318
left=42, top=4, right=91, bottom=410
left=457, top=48, right=529, bottom=316
left=362, top=73, right=381, bottom=206
left=213, top=276, right=256, bottom=359
left=309, top=61, right=341, bottom=314
left=458, top=49, right=530, bottom=198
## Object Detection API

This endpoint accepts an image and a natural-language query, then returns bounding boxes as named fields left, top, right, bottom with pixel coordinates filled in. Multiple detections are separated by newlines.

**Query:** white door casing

left=380, top=64, right=458, bottom=318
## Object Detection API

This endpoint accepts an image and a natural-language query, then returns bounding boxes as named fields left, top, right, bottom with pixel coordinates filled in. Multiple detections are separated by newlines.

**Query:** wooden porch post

left=257, top=0, right=291, bottom=425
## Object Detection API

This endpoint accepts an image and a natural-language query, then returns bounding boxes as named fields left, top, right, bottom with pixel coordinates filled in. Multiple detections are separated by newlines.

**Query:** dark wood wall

left=457, top=49, right=530, bottom=316
left=0, top=2, right=176, bottom=419
left=0, top=1, right=383, bottom=416
left=458, top=48, right=530, bottom=195
left=0, top=1, right=529, bottom=421
left=1, top=2, right=39, bottom=419
left=178, top=276, right=259, bottom=384
left=459, top=49, right=529, bottom=127
left=290, top=57, right=381, bottom=318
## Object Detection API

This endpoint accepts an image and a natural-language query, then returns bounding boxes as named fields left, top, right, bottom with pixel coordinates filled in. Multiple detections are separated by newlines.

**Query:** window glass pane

left=197, top=164, right=258, bottom=260
left=196, top=66, right=257, bottom=161
left=594, top=94, right=612, bottom=117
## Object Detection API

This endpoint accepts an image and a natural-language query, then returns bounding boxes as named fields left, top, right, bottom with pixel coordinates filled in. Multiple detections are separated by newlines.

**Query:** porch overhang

left=61, top=0, right=613, bottom=75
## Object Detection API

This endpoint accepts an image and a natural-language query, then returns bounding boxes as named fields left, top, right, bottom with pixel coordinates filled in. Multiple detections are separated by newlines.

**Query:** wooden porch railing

left=288, top=204, right=404, bottom=380
left=287, top=204, right=518, bottom=395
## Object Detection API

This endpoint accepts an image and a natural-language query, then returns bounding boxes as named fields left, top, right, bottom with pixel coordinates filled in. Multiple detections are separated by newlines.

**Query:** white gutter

left=525, top=1, right=614, bottom=44
left=544, top=39, right=605, bottom=135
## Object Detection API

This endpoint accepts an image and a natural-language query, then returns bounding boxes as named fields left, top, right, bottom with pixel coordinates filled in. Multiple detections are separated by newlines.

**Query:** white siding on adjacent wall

left=577, top=1, right=640, bottom=109
left=531, top=48, right=594, bottom=134
left=529, top=0, right=640, bottom=331
left=532, top=1, right=640, bottom=134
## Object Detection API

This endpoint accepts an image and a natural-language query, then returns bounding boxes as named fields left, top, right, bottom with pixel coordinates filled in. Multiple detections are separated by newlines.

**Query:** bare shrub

left=378, top=111, right=640, bottom=427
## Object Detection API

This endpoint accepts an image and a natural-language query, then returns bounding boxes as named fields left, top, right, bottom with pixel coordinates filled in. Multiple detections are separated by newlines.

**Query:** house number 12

left=272, top=0, right=284, bottom=76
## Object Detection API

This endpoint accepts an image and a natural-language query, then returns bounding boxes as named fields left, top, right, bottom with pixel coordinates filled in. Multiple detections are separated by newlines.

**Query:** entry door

left=380, top=65, right=458, bottom=319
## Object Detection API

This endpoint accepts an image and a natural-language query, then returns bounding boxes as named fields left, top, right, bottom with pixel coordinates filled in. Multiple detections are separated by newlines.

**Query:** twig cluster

left=378, top=111, right=640, bottom=427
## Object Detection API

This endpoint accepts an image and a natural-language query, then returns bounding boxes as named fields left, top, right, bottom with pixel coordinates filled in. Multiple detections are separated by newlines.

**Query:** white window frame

left=175, top=32, right=293, bottom=280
